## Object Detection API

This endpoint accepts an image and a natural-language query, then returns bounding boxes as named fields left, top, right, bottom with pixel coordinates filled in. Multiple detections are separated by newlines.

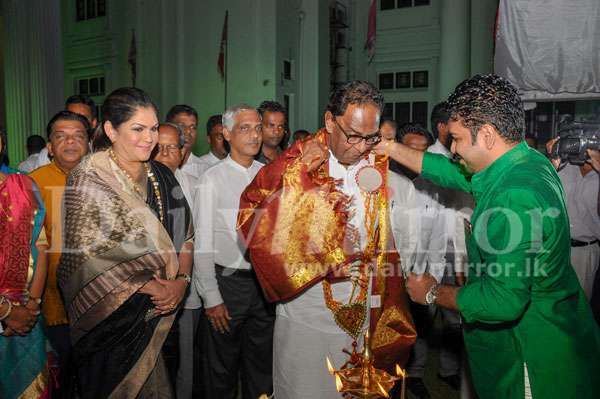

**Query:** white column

left=470, top=0, right=496, bottom=76
left=3, top=0, right=63, bottom=166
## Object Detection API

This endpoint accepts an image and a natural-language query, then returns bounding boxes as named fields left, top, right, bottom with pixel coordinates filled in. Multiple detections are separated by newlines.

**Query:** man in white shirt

left=193, top=104, right=274, bottom=398
left=238, top=81, right=415, bottom=399
left=194, top=114, right=228, bottom=176
left=397, top=118, right=473, bottom=399
left=380, top=118, right=419, bottom=272
left=18, top=135, right=46, bottom=172
left=153, top=122, right=201, bottom=398
left=547, top=139, right=600, bottom=300
left=167, top=104, right=203, bottom=176
left=167, top=106, right=228, bottom=179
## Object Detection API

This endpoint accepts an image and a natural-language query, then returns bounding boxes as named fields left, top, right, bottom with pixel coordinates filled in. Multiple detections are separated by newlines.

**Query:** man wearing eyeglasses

left=238, top=80, right=415, bottom=399
left=30, top=110, right=91, bottom=397
left=153, top=122, right=202, bottom=399
left=166, top=104, right=204, bottom=177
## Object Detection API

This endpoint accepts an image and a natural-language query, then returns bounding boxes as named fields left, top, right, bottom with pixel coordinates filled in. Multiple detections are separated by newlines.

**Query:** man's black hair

left=446, top=74, right=525, bottom=143
left=166, top=104, right=199, bottom=123
left=65, top=94, right=97, bottom=119
left=46, top=110, right=92, bottom=140
left=396, top=122, right=434, bottom=146
left=26, top=135, right=46, bottom=154
left=326, top=80, right=384, bottom=117
left=206, top=114, right=223, bottom=136
left=257, top=100, right=287, bottom=118
left=430, top=101, right=450, bottom=139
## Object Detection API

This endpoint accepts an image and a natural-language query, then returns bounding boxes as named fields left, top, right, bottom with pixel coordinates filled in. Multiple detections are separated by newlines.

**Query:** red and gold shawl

left=238, top=129, right=416, bottom=372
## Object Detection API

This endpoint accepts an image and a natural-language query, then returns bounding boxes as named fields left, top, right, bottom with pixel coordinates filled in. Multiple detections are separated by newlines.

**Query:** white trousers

left=571, top=244, right=600, bottom=299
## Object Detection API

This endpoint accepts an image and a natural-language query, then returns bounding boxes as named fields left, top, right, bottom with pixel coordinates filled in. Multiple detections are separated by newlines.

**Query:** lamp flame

left=335, top=373, right=343, bottom=392
left=326, top=357, right=335, bottom=375
left=396, top=364, right=406, bottom=377
left=377, top=382, right=390, bottom=398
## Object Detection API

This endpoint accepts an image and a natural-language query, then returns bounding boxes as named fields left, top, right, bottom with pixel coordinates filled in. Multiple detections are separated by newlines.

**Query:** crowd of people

left=1, top=75, right=600, bottom=399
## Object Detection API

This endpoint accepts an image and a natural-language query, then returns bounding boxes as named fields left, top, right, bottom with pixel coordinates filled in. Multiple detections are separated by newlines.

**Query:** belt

left=215, top=264, right=255, bottom=277
left=571, top=239, right=599, bottom=247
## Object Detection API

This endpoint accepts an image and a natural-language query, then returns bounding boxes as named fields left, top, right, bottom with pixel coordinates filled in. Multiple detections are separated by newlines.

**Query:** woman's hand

left=4, top=305, right=37, bottom=336
left=151, top=278, right=187, bottom=314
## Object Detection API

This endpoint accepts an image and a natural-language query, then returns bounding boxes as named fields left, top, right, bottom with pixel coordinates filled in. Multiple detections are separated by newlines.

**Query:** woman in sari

left=58, top=88, right=194, bottom=398
left=0, top=130, right=51, bottom=398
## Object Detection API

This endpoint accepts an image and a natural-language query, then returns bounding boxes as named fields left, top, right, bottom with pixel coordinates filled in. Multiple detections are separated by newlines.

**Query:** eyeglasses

left=334, top=118, right=381, bottom=146
left=178, top=124, right=197, bottom=133
left=157, top=144, right=181, bottom=153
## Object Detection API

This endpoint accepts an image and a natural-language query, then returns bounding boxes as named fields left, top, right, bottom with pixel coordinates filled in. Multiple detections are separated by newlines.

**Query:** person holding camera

left=547, top=137, right=600, bottom=300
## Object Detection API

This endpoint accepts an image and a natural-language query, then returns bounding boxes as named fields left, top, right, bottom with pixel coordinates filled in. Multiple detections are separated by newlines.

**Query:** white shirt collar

left=206, top=151, right=220, bottom=163
left=427, top=139, right=452, bottom=158
left=224, top=154, right=260, bottom=173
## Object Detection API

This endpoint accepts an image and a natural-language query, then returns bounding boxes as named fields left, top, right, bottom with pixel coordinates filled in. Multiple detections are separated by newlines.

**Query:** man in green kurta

left=379, top=74, right=600, bottom=399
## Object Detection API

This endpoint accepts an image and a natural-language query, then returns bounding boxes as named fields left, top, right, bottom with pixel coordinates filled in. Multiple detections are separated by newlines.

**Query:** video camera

left=551, top=120, right=600, bottom=165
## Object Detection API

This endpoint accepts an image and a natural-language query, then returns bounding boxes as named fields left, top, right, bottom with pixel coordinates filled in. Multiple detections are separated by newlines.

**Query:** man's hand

left=587, top=149, right=600, bottom=173
left=205, top=303, right=232, bottom=334
left=545, top=137, right=560, bottom=170
left=405, top=272, right=437, bottom=305
left=300, top=139, right=329, bottom=173
left=372, top=138, right=393, bottom=157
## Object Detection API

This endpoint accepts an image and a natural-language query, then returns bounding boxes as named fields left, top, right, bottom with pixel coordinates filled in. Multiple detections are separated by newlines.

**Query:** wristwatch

left=176, top=273, right=191, bottom=284
left=425, top=283, right=440, bottom=305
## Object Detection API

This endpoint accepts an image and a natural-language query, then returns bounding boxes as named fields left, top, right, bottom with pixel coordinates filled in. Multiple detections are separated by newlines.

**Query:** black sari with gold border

left=58, top=153, right=193, bottom=399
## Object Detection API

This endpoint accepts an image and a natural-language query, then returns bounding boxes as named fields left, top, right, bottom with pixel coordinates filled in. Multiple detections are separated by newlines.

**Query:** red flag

left=364, top=0, right=376, bottom=62
left=128, top=29, right=137, bottom=87
left=217, top=11, right=228, bottom=80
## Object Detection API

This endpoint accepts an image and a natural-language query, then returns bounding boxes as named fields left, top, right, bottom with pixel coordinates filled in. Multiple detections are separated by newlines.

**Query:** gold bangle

left=0, top=299, right=13, bottom=321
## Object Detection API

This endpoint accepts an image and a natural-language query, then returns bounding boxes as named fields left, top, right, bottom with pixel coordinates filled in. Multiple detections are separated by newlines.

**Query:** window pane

left=78, top=79, right=89, bottom=95
left=283, top=60, right=292, bottom=80
left=414, top=0, right=430, bottom=6
left=412, top=102, right=428, bottom=127
left=379, top=73, right=394, bottom=90
left=87, top=0, right=97, bottom=19
left=413, top=70, right=428, bottom=88
left=89, top=77, right=99, bottom=95
left=397, top=0, right=412, bottom=8
left=396, top=72, right=411, bottom=89
left=383, top=103, right=394, bottom=119
left=556, top=101, right=575, bottom=121
left=381, top=0, right=395, bottom=10
left=395, top=102, right=411, bottom=126
left=97, top=0, right=106, bottom=16
left=76, top=0, right=86, bottom=21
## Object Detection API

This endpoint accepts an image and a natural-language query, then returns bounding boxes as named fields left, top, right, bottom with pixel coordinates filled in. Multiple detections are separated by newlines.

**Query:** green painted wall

left=57, top=0, right=502, bottom=162
left=61, top=0, right=332, bottom=155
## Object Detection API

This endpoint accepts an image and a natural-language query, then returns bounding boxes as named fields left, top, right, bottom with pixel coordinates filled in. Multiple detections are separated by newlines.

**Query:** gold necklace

left=109, top=149, right=164, bottom=224
left=146, top=165, right=164, bottom=224
left=322, top=180, right=382, bottom=340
